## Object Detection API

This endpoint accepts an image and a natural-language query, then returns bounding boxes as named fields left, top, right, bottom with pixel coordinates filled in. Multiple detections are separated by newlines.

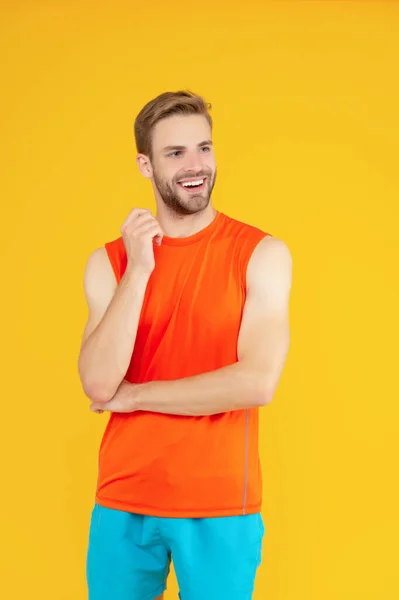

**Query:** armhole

left=241, top=233, right=273, bottom=295
left=104, top=242, right=120, bottom=284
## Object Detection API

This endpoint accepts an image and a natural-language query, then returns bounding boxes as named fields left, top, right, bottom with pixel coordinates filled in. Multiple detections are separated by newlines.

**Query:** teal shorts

left=86, top=503, right=265, bottom=600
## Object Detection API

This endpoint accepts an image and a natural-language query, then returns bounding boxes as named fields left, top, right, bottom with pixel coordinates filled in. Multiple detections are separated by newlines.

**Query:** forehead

left=151, top=114, right=212, bottom=153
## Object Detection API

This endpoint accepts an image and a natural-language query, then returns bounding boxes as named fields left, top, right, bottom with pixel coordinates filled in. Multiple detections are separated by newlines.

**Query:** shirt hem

left=95, top=494, right=262, bottom=518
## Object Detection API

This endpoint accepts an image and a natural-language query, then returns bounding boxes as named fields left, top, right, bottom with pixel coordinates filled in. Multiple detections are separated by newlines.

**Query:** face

left=139, top=114, right=217, bottom=216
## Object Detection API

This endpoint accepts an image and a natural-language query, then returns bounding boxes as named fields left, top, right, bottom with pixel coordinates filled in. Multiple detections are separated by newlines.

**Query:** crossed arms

left=89, top=236, right=292, bottom=416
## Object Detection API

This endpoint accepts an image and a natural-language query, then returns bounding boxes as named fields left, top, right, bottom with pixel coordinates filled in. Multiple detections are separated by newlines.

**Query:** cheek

left=205, top=157, right=216, bottom=173
left=160, top=165, right=178, bottom=183
left=155, top=167, right=175, bottom=187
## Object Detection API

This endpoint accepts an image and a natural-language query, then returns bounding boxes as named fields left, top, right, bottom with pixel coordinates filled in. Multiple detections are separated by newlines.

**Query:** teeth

left=181, top=179, right=204, bottom=187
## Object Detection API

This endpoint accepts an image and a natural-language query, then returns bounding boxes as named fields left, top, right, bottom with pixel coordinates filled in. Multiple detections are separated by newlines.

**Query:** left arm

left=90, top=236, right=292, bottom=416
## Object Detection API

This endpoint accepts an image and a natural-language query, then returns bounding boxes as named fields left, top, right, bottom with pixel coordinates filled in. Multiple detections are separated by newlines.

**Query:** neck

left=155, top=203, right=217, bottom=239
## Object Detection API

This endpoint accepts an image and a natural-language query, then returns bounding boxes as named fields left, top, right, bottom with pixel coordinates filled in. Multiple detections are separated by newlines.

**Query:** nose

left=182, top=150, right=206, bottom=174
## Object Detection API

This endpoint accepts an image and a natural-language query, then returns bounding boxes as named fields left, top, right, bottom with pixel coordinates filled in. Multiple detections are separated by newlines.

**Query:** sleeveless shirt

left=95, top=211, right=270, bottom=517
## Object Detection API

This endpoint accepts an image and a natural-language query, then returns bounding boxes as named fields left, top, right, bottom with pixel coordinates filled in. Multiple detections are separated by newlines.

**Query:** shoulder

left=104, top=235, right=126, bottom=256
left=103, top=236, right=127, bottom=283
left=84, top=236, right=126, bottom=288
left=247, top=236, right=293, bottom=292
left=221, top=212, right=270, bottom=241
left=85, top=246, right=110, bottom=272
left=83, top=246, right=118, bottom=297
left=251, top=235, right=292, bottom=264
left=220, top=214, right=272, bottom=279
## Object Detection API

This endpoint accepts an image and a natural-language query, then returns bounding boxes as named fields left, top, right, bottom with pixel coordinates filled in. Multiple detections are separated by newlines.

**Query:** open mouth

left=177, top=177, right=207, bottom=194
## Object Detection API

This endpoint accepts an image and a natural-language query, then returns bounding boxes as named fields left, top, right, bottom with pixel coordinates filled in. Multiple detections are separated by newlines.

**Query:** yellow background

left=1, top=1, right=398, bottom=598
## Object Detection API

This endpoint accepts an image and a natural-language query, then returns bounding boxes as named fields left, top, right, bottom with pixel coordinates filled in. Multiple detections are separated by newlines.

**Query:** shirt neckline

left=159, top=211, right=223, bottom=247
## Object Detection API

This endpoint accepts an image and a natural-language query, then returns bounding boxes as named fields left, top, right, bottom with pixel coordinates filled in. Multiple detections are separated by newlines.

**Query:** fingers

left=90, top=403, right=106, bottom=413
left=121, top=209, right=163, bottom=243
left=134, top=222, right=164, bottom=242
left=90, top=397, right=124, bottom=413
left=129, top=211, right=158, bottom=229
left=121, top=208, right=151, bottom=229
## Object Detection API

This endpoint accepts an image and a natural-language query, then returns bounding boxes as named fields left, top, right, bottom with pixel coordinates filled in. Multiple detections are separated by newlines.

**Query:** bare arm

left=90, top=236, right=292, bottom=416
left=78, top=247, right=150, bottom=403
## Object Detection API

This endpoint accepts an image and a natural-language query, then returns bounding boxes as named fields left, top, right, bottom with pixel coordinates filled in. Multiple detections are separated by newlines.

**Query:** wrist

left=123, top=265, right=151, bottom=286
left=124, top=262, right=152, bottom=281
left=129, top=381, right=148, bottom=412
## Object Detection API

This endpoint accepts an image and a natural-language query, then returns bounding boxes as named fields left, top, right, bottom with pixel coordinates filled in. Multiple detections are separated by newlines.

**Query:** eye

left=169, top=151, right=182, bottom=158
left=200, top=146, right=210, bottom=153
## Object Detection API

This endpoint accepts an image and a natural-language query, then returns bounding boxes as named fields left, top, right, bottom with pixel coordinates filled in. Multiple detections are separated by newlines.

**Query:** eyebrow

left=162, top=140, right=213, bottom=152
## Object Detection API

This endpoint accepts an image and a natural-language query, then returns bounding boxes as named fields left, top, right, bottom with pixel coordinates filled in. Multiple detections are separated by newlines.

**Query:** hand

left=90, top=380, right=139, bottom=414
left=121, top=208, right=163, bottom=276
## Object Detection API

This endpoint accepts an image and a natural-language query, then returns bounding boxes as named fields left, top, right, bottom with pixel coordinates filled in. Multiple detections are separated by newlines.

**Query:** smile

left=177, top=177, right=207, bottom=193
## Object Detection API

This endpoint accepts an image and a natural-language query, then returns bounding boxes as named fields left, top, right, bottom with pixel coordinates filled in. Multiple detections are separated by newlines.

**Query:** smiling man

left=78, top=90, right=292, bottom=600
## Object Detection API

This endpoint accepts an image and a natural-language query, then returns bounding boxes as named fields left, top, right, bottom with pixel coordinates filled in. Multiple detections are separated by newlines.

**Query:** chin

left=182, top=197, right=210, bottom=214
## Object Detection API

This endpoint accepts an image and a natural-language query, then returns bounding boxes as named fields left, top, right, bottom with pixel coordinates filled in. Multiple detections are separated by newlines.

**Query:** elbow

left=78, top=366, right=116, bottom=404
left=254, top=376, right=275, bottom=407
left=242, top=367, right=275, bottom=408
left=256, top=389, right=273, bottom=407
left=82, top=382, right=114, bottom=404
left=78, top=355, right=118, bottom=404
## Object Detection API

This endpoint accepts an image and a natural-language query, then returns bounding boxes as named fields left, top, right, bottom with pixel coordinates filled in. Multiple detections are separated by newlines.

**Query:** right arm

left=78, top=249, right=150, bottom=403
left=78, top=208, right=163, bottom=404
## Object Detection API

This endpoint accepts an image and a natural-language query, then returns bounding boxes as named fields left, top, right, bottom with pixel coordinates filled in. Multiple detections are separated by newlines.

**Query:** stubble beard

left=153, top=168, right=217, bottom=216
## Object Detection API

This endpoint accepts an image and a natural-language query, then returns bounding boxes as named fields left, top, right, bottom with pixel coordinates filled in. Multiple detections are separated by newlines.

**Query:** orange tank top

left=95, top=211, right=270, bottom=518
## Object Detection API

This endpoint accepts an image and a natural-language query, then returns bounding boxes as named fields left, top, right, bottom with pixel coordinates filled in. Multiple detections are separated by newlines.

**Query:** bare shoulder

left=247, top=236, right=292, bottom=289
left=84, top=247, right=117, bottom=299
left=80, top=247, right=117, bottom=347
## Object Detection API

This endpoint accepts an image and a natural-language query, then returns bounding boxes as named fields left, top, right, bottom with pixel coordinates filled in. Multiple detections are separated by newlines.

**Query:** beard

left=153, top=167, right=217, bottom=216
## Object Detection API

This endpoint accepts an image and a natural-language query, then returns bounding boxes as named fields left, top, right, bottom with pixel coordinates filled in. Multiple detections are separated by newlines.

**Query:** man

left=78, top=90, right=292, bottom=600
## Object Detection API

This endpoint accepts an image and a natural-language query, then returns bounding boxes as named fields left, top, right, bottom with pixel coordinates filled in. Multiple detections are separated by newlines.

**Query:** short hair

left=134, top=90, right=213, bottom=160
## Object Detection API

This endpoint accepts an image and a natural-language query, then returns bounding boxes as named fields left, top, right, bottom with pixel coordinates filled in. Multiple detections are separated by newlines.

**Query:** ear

left=136, top=153, right=153, bottom=179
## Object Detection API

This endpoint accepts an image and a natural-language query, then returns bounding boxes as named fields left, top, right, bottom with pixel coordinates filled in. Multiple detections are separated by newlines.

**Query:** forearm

left=134, top=361, right=271, bottom=416
left=79, top=267, right=149, bottom=403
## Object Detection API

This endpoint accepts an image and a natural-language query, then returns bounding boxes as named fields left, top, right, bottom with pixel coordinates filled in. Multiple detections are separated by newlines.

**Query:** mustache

left=175, top=171, right=211, bottom=183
